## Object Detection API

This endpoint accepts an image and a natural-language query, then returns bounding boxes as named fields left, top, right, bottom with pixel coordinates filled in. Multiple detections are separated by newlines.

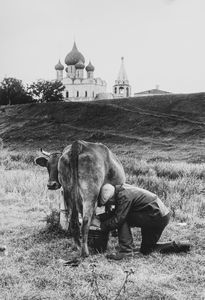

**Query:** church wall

left=63, top=82, right=106, bottom=101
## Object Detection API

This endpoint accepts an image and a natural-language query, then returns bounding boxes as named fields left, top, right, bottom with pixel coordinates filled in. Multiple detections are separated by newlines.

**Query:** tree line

left=0, top=77, right=65, bottom=105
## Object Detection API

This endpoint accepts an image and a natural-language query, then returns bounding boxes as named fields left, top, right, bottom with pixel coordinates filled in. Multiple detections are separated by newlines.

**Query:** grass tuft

left=45, top=209, right=61, bottom=230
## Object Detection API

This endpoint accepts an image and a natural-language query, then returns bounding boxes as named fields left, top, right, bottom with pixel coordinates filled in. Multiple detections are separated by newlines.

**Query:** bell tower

left=113, top=57, right=131, bottom=98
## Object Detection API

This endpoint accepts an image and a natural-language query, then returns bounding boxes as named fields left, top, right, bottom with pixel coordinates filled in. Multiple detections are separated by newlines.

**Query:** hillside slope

left=0, top=92, right=205, bottom=161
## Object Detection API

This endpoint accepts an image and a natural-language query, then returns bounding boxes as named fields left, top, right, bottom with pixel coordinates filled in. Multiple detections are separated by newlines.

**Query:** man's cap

left=100, top=184, right=115, bottom=205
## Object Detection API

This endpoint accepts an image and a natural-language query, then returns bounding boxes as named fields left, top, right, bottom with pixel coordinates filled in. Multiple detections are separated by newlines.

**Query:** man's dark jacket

left=100, top=184, right=169, bottom=232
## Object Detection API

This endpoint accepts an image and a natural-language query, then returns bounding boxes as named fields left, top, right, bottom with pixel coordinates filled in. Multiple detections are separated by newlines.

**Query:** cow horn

left=40, top=148, right=51, bottom=157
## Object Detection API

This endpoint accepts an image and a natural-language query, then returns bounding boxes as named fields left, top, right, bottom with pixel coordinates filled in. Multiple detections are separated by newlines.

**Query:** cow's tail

left=70, top=140, right=82, bottom=248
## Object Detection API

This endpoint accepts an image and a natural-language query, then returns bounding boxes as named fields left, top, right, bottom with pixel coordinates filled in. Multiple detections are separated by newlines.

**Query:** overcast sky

left=0, top=0, right=205, bottom=94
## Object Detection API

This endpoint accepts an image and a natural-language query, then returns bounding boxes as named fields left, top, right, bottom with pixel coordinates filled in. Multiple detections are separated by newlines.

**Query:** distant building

left=55, top=42, right=106, bottom=101
left=134, top=86, right=171, bottom=97
left=113, top=57, right=131, bottom=98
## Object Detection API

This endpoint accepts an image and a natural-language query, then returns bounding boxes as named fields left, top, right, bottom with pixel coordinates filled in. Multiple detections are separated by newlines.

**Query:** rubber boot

left=157, top=241, right=191, bottom=254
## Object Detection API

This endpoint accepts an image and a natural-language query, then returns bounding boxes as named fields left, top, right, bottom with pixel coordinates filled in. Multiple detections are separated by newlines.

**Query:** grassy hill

left=0, top=92, right=205, bottom=161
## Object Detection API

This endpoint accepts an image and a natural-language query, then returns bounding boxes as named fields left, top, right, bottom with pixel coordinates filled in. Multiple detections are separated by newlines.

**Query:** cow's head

left=35, top=149, right=62, bottom=190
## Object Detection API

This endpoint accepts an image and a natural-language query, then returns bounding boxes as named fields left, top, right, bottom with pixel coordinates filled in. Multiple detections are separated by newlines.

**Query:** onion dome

left=65, top=42, right=85, bottom=66
left=75, top=60, right=85, bottom=69
left=55, top=60, right=64, bottom=70
left=86, top=61, right=95, bottom=72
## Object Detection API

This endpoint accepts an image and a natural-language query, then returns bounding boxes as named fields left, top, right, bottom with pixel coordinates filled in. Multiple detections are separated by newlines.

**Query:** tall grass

left=0, top=150, right=204, bottom=223
left=122, top=156, right=205, bottom=222
left=0, top=148, right=36, bottom=170
left=0, top=151, right=62, bottom=234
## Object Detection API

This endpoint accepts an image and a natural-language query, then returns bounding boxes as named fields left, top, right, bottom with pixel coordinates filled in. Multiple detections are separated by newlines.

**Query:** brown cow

left=35, top=140, right=125, bottom=257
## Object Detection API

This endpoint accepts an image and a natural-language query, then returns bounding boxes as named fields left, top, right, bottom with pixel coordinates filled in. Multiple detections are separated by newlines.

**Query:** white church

left=55, top=42, right=131, bottom=101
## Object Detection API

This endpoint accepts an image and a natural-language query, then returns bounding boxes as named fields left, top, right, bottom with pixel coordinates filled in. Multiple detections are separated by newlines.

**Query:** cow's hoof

left=81, top=251, right=89, bottom=258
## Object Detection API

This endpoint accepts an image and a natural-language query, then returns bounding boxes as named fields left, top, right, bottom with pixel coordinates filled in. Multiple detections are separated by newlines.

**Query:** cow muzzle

left=47, top=181, right=61, bottom=190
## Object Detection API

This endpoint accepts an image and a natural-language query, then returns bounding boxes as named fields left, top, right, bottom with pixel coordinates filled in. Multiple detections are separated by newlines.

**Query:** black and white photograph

left=0, top=0, right=205, bottom=299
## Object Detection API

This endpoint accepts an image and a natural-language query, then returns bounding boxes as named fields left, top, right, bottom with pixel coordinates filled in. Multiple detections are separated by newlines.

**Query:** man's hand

left=90, top=215, right=101, bottom=230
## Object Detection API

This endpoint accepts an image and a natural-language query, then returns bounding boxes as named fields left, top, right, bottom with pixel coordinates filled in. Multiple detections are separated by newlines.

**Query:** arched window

left=119, top=87, right=124, bottom=94
left=77, top=91, right=79, bottom=97
left=66, top=91, right=69, bottom=98
left=85, top=91, right=87, bottom=97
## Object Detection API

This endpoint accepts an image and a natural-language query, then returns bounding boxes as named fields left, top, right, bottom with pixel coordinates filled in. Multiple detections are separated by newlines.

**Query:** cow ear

left=35, top=157, right=48, bottom=167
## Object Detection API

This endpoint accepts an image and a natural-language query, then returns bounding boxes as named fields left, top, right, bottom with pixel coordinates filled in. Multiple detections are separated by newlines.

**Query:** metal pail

left=88, top=230, right=109, bottom=253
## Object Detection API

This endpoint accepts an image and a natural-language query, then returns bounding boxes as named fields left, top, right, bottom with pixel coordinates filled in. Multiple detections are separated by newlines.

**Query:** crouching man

left=97, top=183, right=191, bottom=260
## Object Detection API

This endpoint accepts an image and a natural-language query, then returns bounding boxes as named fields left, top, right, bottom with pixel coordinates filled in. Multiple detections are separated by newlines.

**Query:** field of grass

left=0, top=148, right=205, bottom=300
